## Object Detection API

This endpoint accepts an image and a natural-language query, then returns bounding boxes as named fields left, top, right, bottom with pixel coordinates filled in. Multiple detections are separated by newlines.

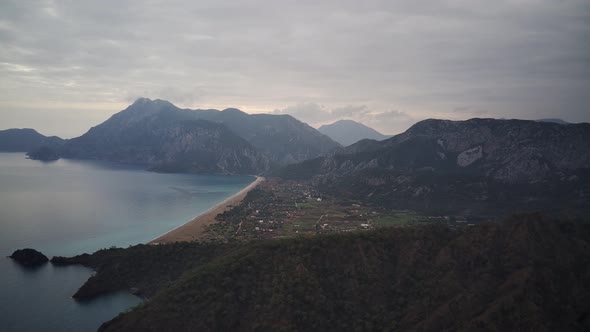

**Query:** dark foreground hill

left=278, top=118, right=590, bottom=216
left=53, top=214, right=590, bottom=331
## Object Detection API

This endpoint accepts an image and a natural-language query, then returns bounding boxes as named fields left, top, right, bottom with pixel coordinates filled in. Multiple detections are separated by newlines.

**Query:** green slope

left=55, top=214, right=590, bottom=331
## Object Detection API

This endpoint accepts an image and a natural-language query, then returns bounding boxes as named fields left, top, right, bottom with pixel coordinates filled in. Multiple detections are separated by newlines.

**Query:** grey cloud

left=273, top=103, right=333, bottom=124
left=360, top=110, right=418, bottom=135
left=331, top=105, right=371, bottom=118
left=0, top=0, right=589, bottom=137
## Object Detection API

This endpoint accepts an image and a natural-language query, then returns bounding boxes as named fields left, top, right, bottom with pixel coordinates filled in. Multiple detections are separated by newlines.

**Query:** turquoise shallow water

left=0, top=153, right=254, bottom=331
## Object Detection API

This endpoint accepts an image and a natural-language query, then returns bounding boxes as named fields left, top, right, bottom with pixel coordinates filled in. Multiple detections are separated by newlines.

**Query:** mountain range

left=2, top=102, right=589, bottom=207
left=318, top=119, right=390, bottom=146
left=0, top=98, right=341, bottom=174
left=278, top=118, right=590, bottom=216
left=3, top=104, right=590, bottom=330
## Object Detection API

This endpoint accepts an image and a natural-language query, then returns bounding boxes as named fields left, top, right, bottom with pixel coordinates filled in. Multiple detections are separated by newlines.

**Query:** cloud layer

left=1, top=0, right=589, bottom=136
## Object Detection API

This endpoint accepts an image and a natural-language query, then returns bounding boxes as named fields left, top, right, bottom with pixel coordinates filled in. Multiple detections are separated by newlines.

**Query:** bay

left=0, top=153, right=254, bottom=331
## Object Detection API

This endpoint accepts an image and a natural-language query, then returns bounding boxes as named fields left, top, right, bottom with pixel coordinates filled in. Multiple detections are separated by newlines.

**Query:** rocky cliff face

left=396, top=118, right=590, bottom=183
left=278, top=118, right=590, bottom=215
left=151, top=121, right=269, bottom=174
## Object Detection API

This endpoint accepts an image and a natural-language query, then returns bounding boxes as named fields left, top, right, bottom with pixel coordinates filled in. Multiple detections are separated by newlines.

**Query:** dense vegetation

left=56, top=214, right=590, bottom=331
left=52, top=242, right=231, bottom=300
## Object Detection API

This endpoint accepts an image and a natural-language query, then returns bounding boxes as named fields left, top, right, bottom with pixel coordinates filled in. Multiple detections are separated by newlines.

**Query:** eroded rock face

left=9, top=248, right=49, bottom=267
left=402, top=118, right=590, bottom=183
left=457, top=146, right=483, bottom=167
left=319, top=118, right=590, bottom=184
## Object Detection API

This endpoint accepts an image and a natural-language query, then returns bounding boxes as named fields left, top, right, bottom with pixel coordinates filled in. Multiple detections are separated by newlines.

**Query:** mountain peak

left=331, top=119, right=359, bottom=125
left=133, top=97, right=152, bottom=104
left=132, top=97, right=175, bottom=108
left=221, top=108, right=247, bottom=116
left=123, top=98, right=178, bottom=118
left=318, top=119, right=389, bottom=146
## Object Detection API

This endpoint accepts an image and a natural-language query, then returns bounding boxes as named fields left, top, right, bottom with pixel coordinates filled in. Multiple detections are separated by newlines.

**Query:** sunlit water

left=0, top=153, right=254, bottom=331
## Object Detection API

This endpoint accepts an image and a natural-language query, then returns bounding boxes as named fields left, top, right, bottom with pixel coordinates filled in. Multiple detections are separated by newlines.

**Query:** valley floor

left=205, top=177, right=488, bottom=242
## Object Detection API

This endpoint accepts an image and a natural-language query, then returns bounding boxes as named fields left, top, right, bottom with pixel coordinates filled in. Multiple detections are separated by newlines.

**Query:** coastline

left=149, top=176, right=264, bottom=244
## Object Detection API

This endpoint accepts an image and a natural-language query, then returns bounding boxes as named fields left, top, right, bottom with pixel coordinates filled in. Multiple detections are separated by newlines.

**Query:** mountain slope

left=278, top=118, right=590, bottom=215
left=0, top=128, right=64, bottom=152
left=318, top=119, right=390, bottom=146
left=63, top=99, right=269, bottom=174
left=187, top=106, right=341, bottom=164
left=62, top=98, right=340, bottom=172
left=55, top=215, right=590, bottom=332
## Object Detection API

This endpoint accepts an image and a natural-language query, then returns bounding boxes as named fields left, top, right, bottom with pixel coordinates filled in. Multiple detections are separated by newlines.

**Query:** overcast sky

left=1, top=0, right=589, bottom=137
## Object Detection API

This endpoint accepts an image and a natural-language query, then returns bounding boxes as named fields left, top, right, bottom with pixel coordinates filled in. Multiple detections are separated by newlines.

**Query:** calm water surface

left=0, top=153, right=254, bottom=331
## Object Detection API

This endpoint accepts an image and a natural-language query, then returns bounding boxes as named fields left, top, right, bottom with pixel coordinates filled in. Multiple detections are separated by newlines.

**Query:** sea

left=0, top=153, right=254, bottom=331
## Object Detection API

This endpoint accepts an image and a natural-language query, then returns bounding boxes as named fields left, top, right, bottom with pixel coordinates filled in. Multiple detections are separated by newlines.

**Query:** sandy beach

left=149, top=176, right=264, bottom=244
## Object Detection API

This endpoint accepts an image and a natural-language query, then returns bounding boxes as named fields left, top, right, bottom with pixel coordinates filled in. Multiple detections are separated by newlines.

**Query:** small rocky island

left=9, top=248, right=49, bottom=267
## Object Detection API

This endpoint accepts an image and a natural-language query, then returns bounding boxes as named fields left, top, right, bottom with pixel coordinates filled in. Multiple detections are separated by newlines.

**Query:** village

left=205, top=178, right=477, bottom=241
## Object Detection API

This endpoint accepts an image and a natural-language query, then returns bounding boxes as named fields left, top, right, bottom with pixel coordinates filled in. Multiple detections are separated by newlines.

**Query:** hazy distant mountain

left=55, top=98, right=340, bottom=174
left=0, top=128, right=64, bottom=152
left=536, top=118, right=571, bottom=125
left=318, top=119, right=390, bottom=146
left=184, top=105, right=341, bottom=164
left=278, top=118, right=590, bottom=215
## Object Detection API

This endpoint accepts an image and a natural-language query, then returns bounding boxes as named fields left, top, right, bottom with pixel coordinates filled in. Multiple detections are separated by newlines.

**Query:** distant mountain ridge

left=278, top=118, right=590, bottom=215
left=536, top=118, right=571, bottom=125
left=3, top=98, right=339, bottom=174
left=0, top=128, right=64, bottom=152
left=318, top=119, right=390, bottom=146
left=180, top=102, right=340, bottom=164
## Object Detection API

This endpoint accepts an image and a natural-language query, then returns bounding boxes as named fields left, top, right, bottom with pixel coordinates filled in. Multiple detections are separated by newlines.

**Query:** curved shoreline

left=149, top=176, right=264, bottom=244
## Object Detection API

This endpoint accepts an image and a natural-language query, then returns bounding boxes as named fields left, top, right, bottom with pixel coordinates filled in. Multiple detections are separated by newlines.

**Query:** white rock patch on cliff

left=457, top=146, right=483, bottom=167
